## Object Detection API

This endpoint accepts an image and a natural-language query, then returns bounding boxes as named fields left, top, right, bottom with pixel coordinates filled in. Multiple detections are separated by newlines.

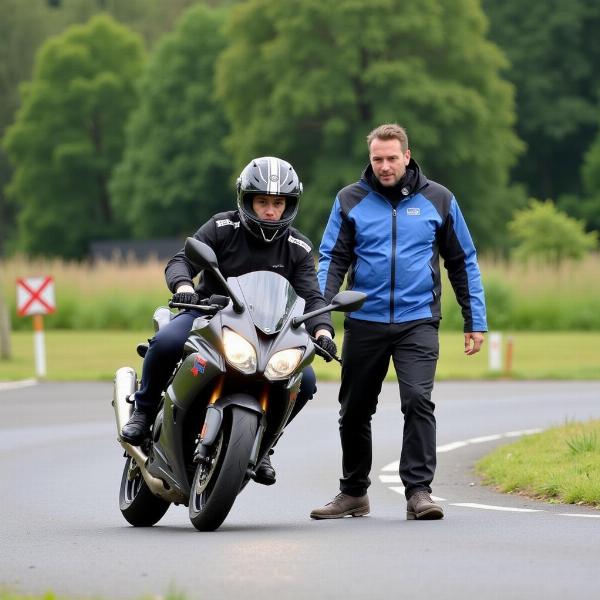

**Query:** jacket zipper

left=390, top=207, right=397, bottom=322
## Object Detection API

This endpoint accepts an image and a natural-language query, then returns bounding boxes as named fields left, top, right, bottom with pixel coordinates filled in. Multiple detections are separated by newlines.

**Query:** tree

left=216, top=0, right=523, bottom=249
left=3, top=15, right=145, bottom=258
left=508, top=200, right=597, bottom=265
left=482, top=0, right=600, bottom=201
left=0, top=0, right=66, bottom=255
left=0, top=0, right=224, bottom=256
left=110, top=4, right=231, bottom=238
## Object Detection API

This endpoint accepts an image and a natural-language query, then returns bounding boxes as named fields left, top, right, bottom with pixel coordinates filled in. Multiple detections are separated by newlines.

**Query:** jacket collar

left=360, top=158, right=427, bottom=199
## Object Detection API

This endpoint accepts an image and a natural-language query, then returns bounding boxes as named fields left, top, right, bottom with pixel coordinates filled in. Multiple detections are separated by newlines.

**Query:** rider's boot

left=121, top=407, right=154, bottom=446
left=253, top=450, right=276, bottom=485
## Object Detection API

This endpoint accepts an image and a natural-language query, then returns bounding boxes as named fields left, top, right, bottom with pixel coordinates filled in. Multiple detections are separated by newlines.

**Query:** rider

left=121, top=156, right=337, bottom=485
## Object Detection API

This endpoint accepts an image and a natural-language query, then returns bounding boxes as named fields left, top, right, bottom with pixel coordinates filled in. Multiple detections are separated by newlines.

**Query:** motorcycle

left=112, top=237, right=365, bottom=531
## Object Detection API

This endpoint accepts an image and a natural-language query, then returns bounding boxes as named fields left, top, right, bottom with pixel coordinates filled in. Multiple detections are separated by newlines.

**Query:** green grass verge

left=476, top=420, right=600, bottom=508
left=1, top=331, right=599, bottom=382
left=0, top=593, right=58, bottom=600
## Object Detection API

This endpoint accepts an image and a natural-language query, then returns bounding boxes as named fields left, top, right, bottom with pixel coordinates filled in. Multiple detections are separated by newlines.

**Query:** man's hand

left=464, top=332, right=485, bottom=356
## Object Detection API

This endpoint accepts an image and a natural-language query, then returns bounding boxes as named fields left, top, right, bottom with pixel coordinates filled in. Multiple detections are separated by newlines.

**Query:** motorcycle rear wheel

left=189, top=406, right=258, bottom=531
left=119, top=456, right=170, bottom=526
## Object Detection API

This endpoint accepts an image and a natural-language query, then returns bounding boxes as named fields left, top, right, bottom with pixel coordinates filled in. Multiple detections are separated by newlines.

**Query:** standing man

left=312, top=124, right=486, bottom=521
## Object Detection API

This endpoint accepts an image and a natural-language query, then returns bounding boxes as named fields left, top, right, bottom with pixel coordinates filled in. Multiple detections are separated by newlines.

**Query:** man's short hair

left=367, top=123, right=409, bottom=153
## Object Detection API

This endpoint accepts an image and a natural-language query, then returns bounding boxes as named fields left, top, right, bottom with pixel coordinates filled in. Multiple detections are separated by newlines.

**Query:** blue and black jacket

left=318, top=161, right=487, bottom=332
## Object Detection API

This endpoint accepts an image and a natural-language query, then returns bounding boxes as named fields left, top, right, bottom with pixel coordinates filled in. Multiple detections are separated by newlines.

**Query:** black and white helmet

left=236, top=156, right=303, bottom=243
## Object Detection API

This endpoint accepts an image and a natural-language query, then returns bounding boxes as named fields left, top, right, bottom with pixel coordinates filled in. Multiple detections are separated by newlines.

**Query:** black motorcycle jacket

left=165, top=210, right=334, bottom=337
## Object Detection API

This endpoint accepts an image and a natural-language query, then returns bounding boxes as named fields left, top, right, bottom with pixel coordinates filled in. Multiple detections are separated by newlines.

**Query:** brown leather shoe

left=310, top=492, right=370, bottom=519
left=406, top=490, right=444, bottom=520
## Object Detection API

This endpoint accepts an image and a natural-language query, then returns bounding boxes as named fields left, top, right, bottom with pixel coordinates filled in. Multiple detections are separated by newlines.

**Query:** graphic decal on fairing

left=191, top=355, right=207, bottom=376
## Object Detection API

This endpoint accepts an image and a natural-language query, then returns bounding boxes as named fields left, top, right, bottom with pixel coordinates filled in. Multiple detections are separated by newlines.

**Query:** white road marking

left=0, top=379, right=37, bottom=392
left=451, top=503, right=542, bottom=513
left=380, top=474, right=402, bottom=483
left=379, top=428, right=599, bottom=519
left=380, top=429, right=543, bottom=473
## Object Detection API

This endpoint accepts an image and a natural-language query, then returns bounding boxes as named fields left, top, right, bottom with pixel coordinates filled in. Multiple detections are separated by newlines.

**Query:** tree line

left=1, top=0, right=599, bottom=259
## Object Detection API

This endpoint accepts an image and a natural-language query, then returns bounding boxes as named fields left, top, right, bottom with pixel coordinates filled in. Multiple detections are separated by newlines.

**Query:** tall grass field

left=2, top=253, right=600, bottom=331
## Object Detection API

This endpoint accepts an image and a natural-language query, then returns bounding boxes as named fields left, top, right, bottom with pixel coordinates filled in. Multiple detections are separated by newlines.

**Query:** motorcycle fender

left=199, top=405, right=222, bottom=446
left=199, top=393, right=263, bottom=447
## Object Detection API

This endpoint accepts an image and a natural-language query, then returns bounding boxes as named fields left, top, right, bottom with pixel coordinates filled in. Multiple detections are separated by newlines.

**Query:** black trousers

left=134, top=310, right=316, bottom=423
left=338, top=317, right=439, bottom=499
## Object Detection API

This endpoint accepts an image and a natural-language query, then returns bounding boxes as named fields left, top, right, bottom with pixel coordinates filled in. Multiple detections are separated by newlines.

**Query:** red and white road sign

left=16, top=276, right=56, bottom=317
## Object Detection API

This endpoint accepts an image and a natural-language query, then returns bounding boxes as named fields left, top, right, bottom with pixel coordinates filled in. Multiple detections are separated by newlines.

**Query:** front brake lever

left=168, top=301, right=220, bottom=312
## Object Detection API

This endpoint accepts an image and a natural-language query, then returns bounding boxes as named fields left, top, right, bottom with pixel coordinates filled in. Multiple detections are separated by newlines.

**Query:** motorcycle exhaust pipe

left=113, top=367, right=137, bottom=435
left=112, top=367, right=175, bottom=501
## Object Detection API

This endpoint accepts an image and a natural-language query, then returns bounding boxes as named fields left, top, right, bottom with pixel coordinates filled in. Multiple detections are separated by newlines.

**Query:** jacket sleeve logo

left=216, top=219, right=240, bottom=228
left=288, top=235, right=311, bottom=253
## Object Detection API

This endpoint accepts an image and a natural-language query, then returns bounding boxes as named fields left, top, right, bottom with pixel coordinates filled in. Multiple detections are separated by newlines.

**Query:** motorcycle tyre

left=119, top=456, right=170, bottom=526
left=189, top=406, right=259, bottom=531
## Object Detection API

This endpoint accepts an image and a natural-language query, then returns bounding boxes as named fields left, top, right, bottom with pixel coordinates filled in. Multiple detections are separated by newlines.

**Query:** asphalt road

left=1, top=380, right=599, bottom=600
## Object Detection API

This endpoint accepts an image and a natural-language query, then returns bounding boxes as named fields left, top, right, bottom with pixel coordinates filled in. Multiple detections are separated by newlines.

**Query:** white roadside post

left=488, top=331, right=503, bottom=372
left=16, top=276, right=56, bottom=379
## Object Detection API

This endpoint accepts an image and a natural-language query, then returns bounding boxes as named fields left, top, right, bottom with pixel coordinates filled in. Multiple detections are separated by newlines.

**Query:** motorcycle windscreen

left=234, top=270, right=303, bottom=334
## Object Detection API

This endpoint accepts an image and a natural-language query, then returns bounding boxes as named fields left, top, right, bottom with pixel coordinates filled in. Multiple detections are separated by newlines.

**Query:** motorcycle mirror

left=329, top=290, right=366, bottom=313
left=291, top=290, right=366, bottom=328
left=183, top=237, right=245, bottom=314
left=184, top=237, right=219, bottom=270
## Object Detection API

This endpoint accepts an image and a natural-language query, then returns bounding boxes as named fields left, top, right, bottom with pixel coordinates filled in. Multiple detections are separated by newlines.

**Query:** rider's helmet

left=236, top=156, right=303, bottom=242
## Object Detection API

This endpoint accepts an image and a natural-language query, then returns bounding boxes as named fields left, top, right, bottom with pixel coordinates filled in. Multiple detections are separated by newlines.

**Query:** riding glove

left=315, top=335, right=337, bottom=362
left=171, top=291, right=200, bottom=305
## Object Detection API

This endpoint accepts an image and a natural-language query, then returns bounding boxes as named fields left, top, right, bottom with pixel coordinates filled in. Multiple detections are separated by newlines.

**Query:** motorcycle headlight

left=223, top=329, right=257, bottom=374
left=264, top=348, right=303, bottom=380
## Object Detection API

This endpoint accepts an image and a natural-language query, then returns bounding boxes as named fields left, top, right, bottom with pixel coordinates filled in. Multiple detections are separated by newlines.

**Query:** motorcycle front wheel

left=189, top=406, right=259, bottom=531
left=119, top=456, right=170, bottom=526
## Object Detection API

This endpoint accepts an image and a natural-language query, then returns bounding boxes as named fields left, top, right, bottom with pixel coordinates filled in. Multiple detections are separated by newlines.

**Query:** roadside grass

left=0, top=589, right=186, bottom=600
left=0, top=593, right=56, bottom=600
left=1, top=330, right=599, bottom=382
left=476, top=420, right=600, bottom=508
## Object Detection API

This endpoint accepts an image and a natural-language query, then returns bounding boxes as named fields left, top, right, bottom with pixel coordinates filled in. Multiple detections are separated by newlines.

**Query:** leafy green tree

left=110, top=5, right=231, bottom=238
left=582, top=131, right=600, bottom=197
left=216, top=0, right=523, bottom=249
left=482, top=0, right=600, bottom=201
left=0, top=0, right=66, bottom=255
left=0, top=0, right=236, bottom=255
left=3, top=15, right=144, bottom=258
left=557, top=193, right=600, bottom=235
left=508, top=199, right=597, bottom=265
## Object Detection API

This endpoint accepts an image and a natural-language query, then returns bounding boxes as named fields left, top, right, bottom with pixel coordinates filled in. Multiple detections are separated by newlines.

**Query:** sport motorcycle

left=112, top=237, right=365, bottom=531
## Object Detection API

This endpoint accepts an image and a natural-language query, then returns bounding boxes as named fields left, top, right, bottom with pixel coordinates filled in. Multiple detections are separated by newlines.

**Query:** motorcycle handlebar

left=168, top=301, right=223, bottom=313
left=169, top=294, right=230, bottom=313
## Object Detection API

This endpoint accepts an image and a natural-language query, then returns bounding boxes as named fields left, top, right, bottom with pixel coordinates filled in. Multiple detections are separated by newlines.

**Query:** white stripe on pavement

left=377, top=428, right=600, bottom=519
left=380, top=428, right=543, bottom=473
left=451, top=503, right=542, bottom=513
